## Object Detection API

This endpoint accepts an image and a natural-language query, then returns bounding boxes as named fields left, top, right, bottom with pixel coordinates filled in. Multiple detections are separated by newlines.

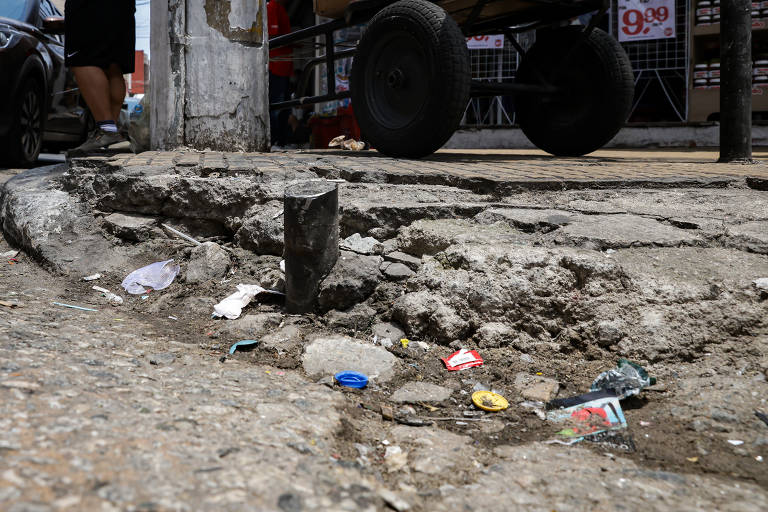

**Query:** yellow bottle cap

left=472, top=390, right=509, bottom=412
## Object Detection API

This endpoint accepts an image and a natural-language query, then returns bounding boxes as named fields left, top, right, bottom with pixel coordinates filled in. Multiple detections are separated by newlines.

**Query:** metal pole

left=325, top=31, right=336, bottom=101
left=283, top=181, right=339, bottom=313
left=719, top=0, right=752, bottom=162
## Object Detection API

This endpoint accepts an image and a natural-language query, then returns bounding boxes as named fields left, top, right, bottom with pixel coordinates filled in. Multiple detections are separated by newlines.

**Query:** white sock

left=97, top=121, right=118, bottom=133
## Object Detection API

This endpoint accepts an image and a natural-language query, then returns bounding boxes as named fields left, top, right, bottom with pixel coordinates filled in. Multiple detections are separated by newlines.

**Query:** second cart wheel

left=350, top=0, right=470, bottom=159
left=516, top=27, right=634, bottom=156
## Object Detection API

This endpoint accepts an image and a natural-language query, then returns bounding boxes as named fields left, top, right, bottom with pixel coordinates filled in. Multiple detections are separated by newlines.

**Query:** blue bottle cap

left=334, top=371, right=368, bottom=389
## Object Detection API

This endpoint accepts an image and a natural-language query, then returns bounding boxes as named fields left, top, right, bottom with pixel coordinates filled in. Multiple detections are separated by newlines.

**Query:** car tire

left=516, top=27, right=634, bottom=156
left=0, top=77, right=45, bottom=166
left=350, top=0, right=470, bottom=158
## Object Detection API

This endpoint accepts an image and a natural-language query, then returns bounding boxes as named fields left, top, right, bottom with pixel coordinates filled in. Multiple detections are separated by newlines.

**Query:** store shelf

left=689, top=14, right=768, bottom=121
left=693, top=19, right=768, bottom=36
left=689, top=87, right=768, bottom=122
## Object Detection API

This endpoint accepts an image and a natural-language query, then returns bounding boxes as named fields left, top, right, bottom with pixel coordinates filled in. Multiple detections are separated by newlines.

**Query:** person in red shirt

left=267, top=0, right=292, bottom=146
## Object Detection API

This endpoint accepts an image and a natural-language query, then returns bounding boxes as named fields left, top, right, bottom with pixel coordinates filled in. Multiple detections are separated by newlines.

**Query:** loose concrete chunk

left=149, top=352, right=176, bottom=366
left=340, top=233, right=380, bottom=255
left=219, top=312, right=283, bottom=339
left=317, top=251, right=382, bottom=312
left=103, top=212, right=158, bottom=241
left=474, top=322, right=515, bottom=348
left=597, top=320, right=624, bottom=347
left=373, top=322, right=406, bottom=342
left=302, top=335, right=397, bottom=382
left=384, top=251, right=422, bottom=270
left=391, top=382, right=452, bottom=403
left=392, top=291, right=440, bottom=338
left=234, top=200, right=284, bottom=256
left=383, top=262, right=414, bottom=281
left=430, top=305, right=469, bottom=342
left=261, top=324, right=303, bottom=353
left=185, top=242, right=230, bottom=283
left=514, top=373, right=560, bottom=402
left=325, top=303, right=376, bottom=330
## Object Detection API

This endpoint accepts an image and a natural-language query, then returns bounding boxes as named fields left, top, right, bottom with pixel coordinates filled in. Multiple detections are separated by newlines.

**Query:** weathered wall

left=150, top=0, right=269, bottom=152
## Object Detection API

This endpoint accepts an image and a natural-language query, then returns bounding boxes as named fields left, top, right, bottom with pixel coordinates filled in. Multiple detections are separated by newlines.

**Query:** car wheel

left=0, top=77, right=45, bottom=166
left=350, top=0, right=470, bottom=159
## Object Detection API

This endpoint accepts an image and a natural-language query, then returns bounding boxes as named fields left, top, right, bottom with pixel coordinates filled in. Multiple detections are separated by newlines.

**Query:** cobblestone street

left=1, top=149, right=767, bottom=511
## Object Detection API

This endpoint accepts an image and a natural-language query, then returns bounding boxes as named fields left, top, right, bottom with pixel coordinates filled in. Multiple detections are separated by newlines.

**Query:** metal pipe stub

left=284, top=181, right=340, bottom=313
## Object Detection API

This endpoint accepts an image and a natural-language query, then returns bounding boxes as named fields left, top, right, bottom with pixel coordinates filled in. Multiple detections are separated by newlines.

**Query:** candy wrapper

left=441, top=349, right=483, bottom=371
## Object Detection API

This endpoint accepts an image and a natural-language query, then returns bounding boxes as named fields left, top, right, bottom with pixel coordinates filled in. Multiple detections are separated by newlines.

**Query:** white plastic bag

left=121, top=260, right=180, bottom=295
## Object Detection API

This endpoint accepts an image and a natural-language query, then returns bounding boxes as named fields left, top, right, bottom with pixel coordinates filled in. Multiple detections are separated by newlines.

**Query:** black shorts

left=64, top=0, right=136, bottom=73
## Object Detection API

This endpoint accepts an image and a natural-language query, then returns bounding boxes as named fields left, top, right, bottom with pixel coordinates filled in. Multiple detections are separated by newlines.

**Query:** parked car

left=0, top=0, right=91, bottom=166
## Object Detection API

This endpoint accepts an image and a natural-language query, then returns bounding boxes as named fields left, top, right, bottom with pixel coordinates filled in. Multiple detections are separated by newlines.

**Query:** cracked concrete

left=1, top=150, right=767, bottom=510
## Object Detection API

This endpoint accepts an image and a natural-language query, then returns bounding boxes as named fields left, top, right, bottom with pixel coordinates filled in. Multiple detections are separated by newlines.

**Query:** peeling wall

left=205, top=0, right=264, bottom=44
left=150, top=0, right=269, bottom=152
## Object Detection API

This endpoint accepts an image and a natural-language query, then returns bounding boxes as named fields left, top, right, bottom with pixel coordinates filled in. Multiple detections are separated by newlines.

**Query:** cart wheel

left=350, top=0, right=470, bottom=158
left=516, top=27, right=634, bottom=156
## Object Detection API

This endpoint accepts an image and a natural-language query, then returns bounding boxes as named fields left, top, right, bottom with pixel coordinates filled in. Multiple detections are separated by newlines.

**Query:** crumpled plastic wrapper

left=590, top=359, right=656, bottom=399
left=121, top=260, right=180, bottom=295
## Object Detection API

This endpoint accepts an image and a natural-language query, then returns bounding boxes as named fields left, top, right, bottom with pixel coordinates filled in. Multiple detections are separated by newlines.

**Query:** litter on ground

left=590, top=359, right=656, bottom=399
left=92, top=286, right=123, bottom=305
left=546, top=390, right=627, bottom=442
left=335, top=371, right=369, bottom=389
left=471, top=390, right=509, bottom=412
left=53, top=302, right=98, bottom=312
left=213, top=284, right=284, bottom=320
left=441, top=349, right=483, bottom=371
left=229, top=339, right=259, bottom=354
left=121, top=260, right=180, bottom=295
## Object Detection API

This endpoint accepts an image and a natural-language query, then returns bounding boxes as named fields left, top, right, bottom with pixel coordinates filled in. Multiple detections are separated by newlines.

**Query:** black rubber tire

left=350, top=0, right=470, bottom=159
left=0, top=77, right=45, bottom=166
left=516, top=27, right=634, bottom=156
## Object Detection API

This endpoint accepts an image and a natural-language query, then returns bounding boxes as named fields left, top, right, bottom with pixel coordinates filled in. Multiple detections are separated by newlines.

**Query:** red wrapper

left=441, top=349, right=484, bottom=371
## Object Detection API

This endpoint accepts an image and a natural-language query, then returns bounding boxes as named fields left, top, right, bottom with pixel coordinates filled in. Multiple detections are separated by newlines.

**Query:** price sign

left=466, top=35, right=505, bottom=50
left=618, top=0, right=676, bottom=42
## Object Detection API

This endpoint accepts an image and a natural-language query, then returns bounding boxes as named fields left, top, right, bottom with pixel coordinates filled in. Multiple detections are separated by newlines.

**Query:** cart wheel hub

left=386, top=68, right=405, bottom=89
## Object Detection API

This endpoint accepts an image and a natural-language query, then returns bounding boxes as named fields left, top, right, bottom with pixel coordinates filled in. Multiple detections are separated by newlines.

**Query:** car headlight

left=0, top=27, right=19, bottom=49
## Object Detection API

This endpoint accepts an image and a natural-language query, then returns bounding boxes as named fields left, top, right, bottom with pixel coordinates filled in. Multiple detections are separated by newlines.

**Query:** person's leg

left=72, top=66, right=112, bottom=122
left=106, top=63, right=126, bottom=122
left=69, top=65, right=125, bottom=153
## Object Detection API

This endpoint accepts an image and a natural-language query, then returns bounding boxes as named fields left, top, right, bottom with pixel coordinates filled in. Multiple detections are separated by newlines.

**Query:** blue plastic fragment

left=334, top=371, right=369, bottom=389
left=229, top=339, right=259, bottom=355
left=52, top=302, right=98, bottom=312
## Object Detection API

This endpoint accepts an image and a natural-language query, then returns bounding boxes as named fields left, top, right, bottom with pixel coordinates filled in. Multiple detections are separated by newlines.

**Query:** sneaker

left=70, top=129, right=126, bottom=154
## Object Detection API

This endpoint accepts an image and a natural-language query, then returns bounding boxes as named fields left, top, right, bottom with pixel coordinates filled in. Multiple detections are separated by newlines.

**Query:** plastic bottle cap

left=472, top=390, right=509, bottom=412
left=334, top=371, right=369, bottom=388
